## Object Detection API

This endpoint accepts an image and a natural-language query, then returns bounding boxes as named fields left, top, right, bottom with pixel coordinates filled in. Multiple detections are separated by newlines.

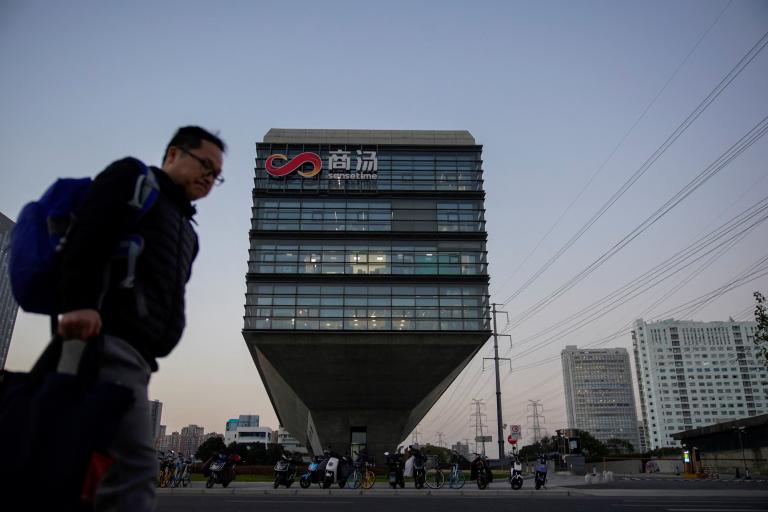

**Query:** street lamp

left=734, top=426, right=750, bottom=480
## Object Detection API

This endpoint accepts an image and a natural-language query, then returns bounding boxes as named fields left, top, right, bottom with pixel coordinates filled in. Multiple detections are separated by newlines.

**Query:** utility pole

left=527, top=400, right=545, bottom=444
left=412, top=425, right=421, bottom=446
left=735, top=426, right=750, bottom=479
left=483, top=303, right=511, bottom=460
left=470, top=399, right=488, bottom=455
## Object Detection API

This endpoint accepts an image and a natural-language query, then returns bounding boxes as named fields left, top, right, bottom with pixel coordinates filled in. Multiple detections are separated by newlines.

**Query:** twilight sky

left=2, top=0, right=767, bottom=457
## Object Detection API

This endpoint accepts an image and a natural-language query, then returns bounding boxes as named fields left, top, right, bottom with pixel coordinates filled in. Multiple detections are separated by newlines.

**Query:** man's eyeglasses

left=177, top=146, right=224, bottom=186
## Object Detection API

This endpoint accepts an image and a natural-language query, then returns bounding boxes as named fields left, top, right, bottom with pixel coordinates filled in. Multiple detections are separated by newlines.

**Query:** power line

left=505, top=115, right=768, bottom=330
left=490, top=0, right=734, bottom=299
left=499, top=28, right=768, bottom=309
left=512, top=201, right=768, bottom=360
left=505, top=250, right=768, bottom=374
left=431, top=191, right=768, bottom=442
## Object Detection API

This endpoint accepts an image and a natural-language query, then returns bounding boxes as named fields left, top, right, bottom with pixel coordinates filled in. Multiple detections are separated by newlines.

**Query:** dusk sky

left=2, top=0, right=767, bottom=457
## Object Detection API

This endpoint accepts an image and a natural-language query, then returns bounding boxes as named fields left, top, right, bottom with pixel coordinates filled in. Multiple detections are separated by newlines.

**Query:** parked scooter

left=300, top=455, right=325, bottom=488
left=203, top=453, right=241, bottom=488
left=534, top=455, right=548, bottom=490
left=323, top=451, right=353, bottom=489
left=470, top=452, right=493, bottom=489
left=384, top=448, right=405, bottom=489
left=273, top=453, right=297, bottom=488
left=509, top=452, right=523, bottom=490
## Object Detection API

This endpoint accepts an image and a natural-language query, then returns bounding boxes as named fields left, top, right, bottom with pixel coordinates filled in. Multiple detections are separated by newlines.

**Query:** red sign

left=508, top=435, right=517, bottom=445
left=266, top=152, right=322, bottom=178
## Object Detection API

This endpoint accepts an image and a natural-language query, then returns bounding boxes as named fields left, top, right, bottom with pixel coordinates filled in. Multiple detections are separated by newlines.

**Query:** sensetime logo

left=265, top=152, right=322, bottom=177
left=265, top=150, right=378, bottom=180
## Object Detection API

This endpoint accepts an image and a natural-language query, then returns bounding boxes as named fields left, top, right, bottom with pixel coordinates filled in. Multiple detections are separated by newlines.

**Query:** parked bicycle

left=347, top=461, right=376, bottom=489
left=171, top=455, right=192, bottom=488
left=424, top=455, right=445, bottom=489
left=446, top=454, right=465, bottom=489
left=157, top=451, right=176, bottom=488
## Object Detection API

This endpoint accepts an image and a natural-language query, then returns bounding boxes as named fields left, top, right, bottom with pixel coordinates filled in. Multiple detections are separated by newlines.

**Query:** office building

left=243, top=129, right=491, bottom=458
left=0, top=212, right=19, bottom=370
left=561, top=345, right=640, bottom=449
left=224, top=415, right=272, bottom=446
left=632, top=318, right=768, bottom=449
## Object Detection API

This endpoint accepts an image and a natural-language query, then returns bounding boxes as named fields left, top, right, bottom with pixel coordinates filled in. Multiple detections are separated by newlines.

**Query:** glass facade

left=254, top=147, right=483, bottom=192
left=251, top=199, right=485, bottom=233
left=248, top=240, right=487, bottom=276
left=561, top=347, right=640, bottom=449
left=245, top=282, right=489, bottom=331
left=245, top=137, right=490, bottom=335
left=0, top=212, right=19, bottom=370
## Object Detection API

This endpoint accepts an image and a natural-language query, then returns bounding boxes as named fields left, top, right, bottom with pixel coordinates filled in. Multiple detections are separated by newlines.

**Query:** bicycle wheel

left=348, top=470, right=362, bottom=489
left=362, top=470, right=375, bottom=489
left=425, top=468, right=445, bottom=489
left=450, top=470, right=465, bottom=489
left=161, top=469, right=173, bottom=488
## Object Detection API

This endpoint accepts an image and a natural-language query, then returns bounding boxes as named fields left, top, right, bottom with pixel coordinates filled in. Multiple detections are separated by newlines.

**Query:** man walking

left=56, top=126, right=226, bottom=510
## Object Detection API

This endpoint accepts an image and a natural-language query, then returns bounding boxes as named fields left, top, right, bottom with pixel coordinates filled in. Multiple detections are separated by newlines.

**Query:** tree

left=248, top=442, right=267, bottom=464
left=605, top=438, right=634, bottom=455
left=518, top=435, right=557, bottom=461
left=195, top=436, right=225, bottom=462
left=578, top=431, right=608, bottom=460
left=265, top=443, right=284, bottom=465
left=421, top=445, right=454, bottom=464
left=754, top=291, right=768, bottom=366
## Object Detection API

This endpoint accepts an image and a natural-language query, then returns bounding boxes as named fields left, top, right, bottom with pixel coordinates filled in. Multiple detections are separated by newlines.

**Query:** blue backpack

left=9, top=160, right=159, bottom=315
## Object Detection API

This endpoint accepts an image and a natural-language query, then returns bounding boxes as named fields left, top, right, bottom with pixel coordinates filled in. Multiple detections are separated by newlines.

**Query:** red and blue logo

left=265, top=152, right=322, bottom=177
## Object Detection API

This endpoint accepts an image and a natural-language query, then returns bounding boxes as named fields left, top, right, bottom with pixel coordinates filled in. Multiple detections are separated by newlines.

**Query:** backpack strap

left=115, top=235, right=144, bottom=290
left=127, top=162, right=159, bottom=216
left=112, top=162, right=158, bottom=318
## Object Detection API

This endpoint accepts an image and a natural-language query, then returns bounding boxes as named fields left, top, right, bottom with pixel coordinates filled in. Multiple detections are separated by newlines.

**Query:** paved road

left=156, top=475, right=768, bottom=512
left=157, top=493, right=768, bottom=512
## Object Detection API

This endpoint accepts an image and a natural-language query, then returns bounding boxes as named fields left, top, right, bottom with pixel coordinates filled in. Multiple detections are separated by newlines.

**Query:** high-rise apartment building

left=632, top=318, right=768, bottom=449
left=561, top=345, right=640, bottom=449
left=149, top=400, right=163, bottom=447
left=0, top=212, right=19, bottom=370
left=179, top=425, right=205, bottom=457
left=244, top=129, right=491, bottom=458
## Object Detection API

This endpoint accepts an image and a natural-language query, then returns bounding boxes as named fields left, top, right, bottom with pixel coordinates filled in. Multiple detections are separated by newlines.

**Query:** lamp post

left=735, top=426, right=750, bottom=480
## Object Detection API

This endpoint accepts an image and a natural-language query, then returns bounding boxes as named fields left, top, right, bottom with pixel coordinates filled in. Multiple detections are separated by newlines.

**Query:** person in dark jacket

left=56, top=126, right=226, bottom=511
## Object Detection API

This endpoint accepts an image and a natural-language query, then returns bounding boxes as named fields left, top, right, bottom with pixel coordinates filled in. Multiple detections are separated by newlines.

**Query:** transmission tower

left=437, top=432, right=444, bottom=448
left=527, top=400, right=545, bottom=444
left=412, top=425, right=422, bottom=446
left=470, top=399, right=488, bottom=455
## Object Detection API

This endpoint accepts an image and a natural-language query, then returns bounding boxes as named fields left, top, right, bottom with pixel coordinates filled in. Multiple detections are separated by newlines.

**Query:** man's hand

left=57, top=309, right=102, bottom=340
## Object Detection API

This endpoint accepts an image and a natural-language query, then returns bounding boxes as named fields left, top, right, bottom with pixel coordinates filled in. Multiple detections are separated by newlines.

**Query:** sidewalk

left=156, top=472, right=768, bottom=498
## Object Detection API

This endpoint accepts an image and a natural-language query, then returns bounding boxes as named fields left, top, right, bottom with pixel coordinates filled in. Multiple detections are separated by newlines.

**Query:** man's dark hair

left=163, top=126, right=226, bottom=163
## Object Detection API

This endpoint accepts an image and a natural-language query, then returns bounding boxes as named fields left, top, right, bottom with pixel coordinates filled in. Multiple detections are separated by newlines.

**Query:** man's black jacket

left=58, top=157, right=199, bottom=370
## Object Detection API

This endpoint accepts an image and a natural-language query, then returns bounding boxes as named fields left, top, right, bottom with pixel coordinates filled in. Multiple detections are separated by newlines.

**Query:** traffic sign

left=507, top=435, right=514, bottom=444
left=475, top=435, right=492, bottom=443
left=510, top=424, right=522, bottom=440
